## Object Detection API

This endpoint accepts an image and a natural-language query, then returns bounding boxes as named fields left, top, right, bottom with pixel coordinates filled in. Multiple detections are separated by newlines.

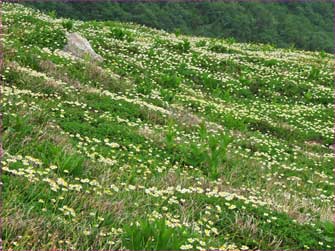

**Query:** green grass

left=1, top=2, right=334, bottom=250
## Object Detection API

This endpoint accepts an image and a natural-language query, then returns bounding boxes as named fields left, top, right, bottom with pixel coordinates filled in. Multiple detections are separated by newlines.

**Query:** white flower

left=180, top=244, right=193, bottom=250
left=83, top=230, right=91, bottom=236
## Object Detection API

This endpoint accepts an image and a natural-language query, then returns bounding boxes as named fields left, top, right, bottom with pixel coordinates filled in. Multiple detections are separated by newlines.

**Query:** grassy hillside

left=25, top=0, right=334, bottom=53
left=1, top=3, right=334, bottom=250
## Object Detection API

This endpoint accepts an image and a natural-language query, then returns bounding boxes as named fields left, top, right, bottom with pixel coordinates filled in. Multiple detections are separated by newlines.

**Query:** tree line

left=24, top=0, right=334, bottom=52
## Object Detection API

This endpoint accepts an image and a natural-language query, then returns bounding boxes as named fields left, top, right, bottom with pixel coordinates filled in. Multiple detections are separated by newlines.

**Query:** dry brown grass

left=235, top=213, right=259, bottom=235
left=38, top=122, right=76, bottom=155
left=39, top=60, right=83, bottom=89
left=2, top=208, right=49, bottom=250
left=234, top=212, right=283, bottom=249
left=39, top=59, right=131, bottom=92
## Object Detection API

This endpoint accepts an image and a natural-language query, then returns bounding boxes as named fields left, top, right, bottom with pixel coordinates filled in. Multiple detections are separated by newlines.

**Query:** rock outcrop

left=63, top=32, right=103, bottom=62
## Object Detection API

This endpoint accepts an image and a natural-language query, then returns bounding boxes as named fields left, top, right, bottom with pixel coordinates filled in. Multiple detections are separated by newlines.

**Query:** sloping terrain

left=1, top=3, right=334, bottom=250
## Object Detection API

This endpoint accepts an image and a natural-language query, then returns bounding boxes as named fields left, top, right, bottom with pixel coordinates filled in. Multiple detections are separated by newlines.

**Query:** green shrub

left=122, top=219, right=191, bottom=250
left=174, top=28, right=181, bottom=37
left=47, top=10, right=57, bottom=19
left=226, top=37, right=236, bottom=45
left=175, top=39, right=191, bottom=53
left=308, top=67, right=320, bottom=81
left=157, top=73, right=182, bottom=89
left=109, top=27, right=134, bottom=42
left=136, top=80, right=153, bottom=95
left=180, top=124, right=232, bottom=179
left=209, top=43, right=236, bottom=54
left=61, top=19, right=74, bottom=31
left=165, top=121, right=177, bottom=150
left=201, top=73, right=220, bottom=90
left=195, top=40, right=207, bottom=47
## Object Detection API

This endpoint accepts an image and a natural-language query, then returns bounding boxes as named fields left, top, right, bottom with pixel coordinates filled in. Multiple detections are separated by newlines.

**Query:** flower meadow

left=0, top=3, right=334, bottom=251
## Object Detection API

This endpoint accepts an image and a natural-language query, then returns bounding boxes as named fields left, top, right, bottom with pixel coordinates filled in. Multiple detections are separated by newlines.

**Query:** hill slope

left=25, top=0, right=334, bottom=53
left=1, top=3, right=334, bottom=250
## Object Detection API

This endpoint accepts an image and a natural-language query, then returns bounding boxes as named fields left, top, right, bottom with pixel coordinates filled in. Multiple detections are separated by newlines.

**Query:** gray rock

left=64, top=32, right=103, bottom=62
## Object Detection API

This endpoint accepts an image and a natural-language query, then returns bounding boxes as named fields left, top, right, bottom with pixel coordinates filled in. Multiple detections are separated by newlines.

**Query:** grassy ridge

left=1, top=3, right=334, bottom=250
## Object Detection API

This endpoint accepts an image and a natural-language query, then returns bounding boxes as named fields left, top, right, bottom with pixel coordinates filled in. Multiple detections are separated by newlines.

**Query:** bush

left=47, top=10, right=57, bottom=19
left=195, top=40, right=207, bottom=47
left=175, top=39, right=191, bottom=53
left=157, top=73, right=182, bottom=89
left=122, top=219, right=191, bottom=250
left=180, top=124, right=232, bottom=179
left=209, top=43, right=236, bottom=54
left=109, top=27, right=134, bottom=42
left=201, top=73, right=220, bottom=90
left=174, top=28, right=181, bottom=37
left=61, top=20, right=74, bottom=31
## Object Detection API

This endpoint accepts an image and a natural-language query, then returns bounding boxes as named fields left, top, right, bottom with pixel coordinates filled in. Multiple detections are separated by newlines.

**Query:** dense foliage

left=24, top=0, right=334, bottom=52
left=1, top=3, right=334, bottom=250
